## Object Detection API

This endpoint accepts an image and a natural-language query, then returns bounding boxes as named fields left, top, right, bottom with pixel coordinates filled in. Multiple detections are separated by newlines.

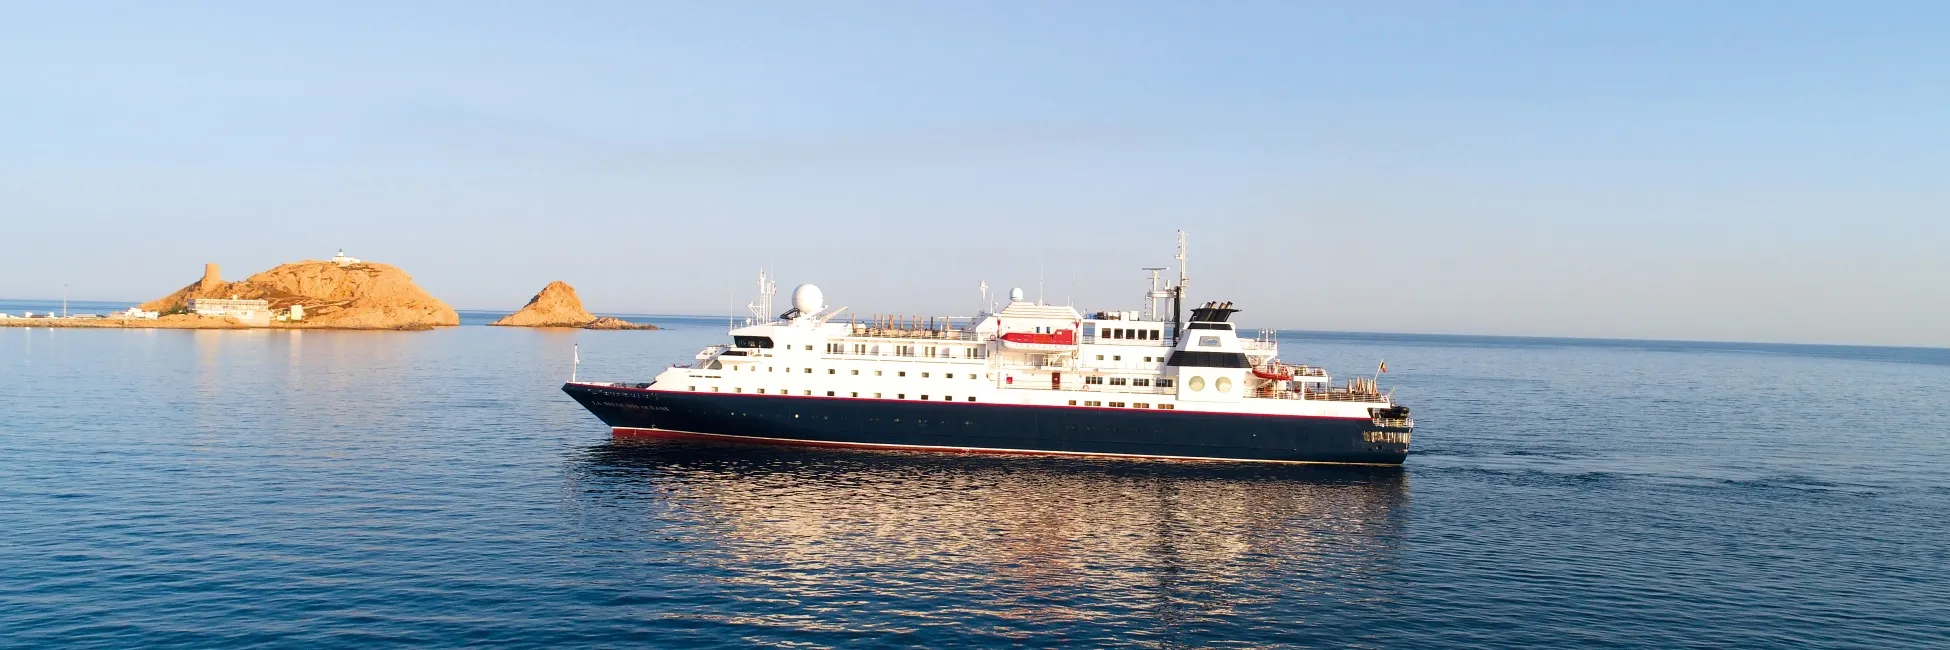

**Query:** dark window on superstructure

left=1166, top=351, right=1250, bottom=368
left=734, top=336, right=774, bottom=348
left=1085, top=376, right=1104, bottom=385
left=1110, top=378, right=1128, bottom=386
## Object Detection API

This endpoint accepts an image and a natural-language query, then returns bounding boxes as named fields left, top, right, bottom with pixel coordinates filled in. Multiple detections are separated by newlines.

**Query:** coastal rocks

left=490, top=281, right=659, bottom=330
left=490, top=281, right=596, bottom=327
left=582, top=317, right=659, bottom=331
left=142, top=260, right=460, bottom=329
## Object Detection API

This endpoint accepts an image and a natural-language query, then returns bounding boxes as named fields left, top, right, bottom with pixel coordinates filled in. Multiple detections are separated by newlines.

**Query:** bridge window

left=733, top=336, right=774, bottom=348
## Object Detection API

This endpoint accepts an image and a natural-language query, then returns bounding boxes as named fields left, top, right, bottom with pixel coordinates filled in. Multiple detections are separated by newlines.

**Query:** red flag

left=1378, top=360, right=1388, bottom=373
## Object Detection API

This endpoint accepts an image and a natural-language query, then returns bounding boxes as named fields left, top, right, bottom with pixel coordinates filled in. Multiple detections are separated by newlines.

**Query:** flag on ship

left=1378, top=360, right=1387, bottom=373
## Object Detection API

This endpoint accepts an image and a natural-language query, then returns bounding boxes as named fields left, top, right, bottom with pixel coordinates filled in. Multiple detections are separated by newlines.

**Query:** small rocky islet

left=490, top=281, right=659, bottom=330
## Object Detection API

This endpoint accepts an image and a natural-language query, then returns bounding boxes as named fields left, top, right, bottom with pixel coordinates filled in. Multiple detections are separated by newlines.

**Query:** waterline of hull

left=611, top=426, right=1408, bottom=467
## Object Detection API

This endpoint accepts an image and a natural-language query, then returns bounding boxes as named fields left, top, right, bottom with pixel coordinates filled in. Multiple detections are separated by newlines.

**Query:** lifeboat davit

left=1001, top=329, right=1077, bottom=351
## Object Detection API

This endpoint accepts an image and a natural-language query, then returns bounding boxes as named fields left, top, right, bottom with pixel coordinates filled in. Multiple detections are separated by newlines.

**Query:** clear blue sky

left=3, top=1, right=1946, bottom=346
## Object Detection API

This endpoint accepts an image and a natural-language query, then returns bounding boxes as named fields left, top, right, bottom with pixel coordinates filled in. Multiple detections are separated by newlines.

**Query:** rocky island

left=491, top=281, right=658, bottom=330
left=4, top=255, right=460, bottom=330
left=144, top=259, right=459, bottom=329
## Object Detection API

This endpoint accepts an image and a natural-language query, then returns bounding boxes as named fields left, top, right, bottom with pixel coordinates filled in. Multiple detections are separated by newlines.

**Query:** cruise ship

left=564, top=235, right=1413, bottom=465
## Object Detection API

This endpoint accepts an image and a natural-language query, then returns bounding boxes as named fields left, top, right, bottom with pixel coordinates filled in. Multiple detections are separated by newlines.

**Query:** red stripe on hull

left=609, top=427, right=1397, bottom=466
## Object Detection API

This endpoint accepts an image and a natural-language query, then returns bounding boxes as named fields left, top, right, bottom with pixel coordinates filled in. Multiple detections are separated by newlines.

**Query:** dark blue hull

left=565, top=383, right=1410, bottom=465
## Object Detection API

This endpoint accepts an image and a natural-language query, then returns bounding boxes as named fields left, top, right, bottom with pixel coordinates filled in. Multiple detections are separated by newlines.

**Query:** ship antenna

left=1177, top=230, right=1189, bottom=293
left=1172, top=230, right=1189, bottom=342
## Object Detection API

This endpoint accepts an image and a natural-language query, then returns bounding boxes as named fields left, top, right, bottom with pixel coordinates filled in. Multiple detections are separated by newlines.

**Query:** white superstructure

left=646, top=239, right=1403, bottom=423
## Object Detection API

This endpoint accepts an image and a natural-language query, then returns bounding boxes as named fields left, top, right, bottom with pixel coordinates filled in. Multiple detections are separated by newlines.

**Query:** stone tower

left=199, top=263, right=222, bottom=292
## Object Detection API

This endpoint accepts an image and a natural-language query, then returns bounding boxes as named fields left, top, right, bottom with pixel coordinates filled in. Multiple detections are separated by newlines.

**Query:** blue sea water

left=2, top=307, right=1946, bottom=648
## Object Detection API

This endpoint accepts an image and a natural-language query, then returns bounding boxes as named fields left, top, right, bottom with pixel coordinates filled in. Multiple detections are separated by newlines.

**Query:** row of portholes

left=1184, top=376, right=1233, bottom=393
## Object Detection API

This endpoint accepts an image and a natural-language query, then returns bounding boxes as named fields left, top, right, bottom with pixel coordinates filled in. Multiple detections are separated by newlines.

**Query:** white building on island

left=332, top=249, right=362, bottom=266
left=189, top=297, right=271, bottom=326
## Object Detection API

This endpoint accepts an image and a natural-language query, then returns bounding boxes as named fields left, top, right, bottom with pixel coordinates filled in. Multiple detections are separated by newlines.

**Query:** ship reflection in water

left=564, top=439, right=1409, bottom=641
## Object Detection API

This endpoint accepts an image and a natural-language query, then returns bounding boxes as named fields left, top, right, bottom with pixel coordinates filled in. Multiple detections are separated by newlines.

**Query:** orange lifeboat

left=1253, top=365, right=1293, bottom=380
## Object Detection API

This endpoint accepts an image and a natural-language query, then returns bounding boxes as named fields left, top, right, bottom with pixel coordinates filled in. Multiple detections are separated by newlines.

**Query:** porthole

left=1215, top=376, right=1232, bottom=393
left=1187, top=376, right=1205, bottom=392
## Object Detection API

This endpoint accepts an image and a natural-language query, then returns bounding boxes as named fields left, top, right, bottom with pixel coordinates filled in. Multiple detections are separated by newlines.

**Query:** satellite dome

left=1009, top=287, right=1025, bottom=303
left=791, top=284, right=824, bottom=314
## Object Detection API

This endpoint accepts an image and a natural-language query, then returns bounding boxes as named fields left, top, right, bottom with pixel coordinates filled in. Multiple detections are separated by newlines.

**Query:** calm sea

left=2, top=303, right=1946, bottom=648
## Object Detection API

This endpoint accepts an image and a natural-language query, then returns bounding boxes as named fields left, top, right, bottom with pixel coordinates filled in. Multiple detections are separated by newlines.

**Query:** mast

left=1172, top=230, right=1188, bottom=343
left=1143, top=268, right=1168, bottom=321
left=746, top=269, right=776, bottom=325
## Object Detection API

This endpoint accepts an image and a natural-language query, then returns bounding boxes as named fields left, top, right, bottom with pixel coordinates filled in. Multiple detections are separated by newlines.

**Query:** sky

left=2, top=1, right=1946, bottom=347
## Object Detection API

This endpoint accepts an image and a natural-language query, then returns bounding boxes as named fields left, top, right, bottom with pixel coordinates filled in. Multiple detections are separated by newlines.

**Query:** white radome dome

left=1009, top=287, right=1025, bottom=303
left=791, top=283, right=824, bottom=314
